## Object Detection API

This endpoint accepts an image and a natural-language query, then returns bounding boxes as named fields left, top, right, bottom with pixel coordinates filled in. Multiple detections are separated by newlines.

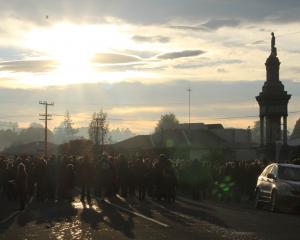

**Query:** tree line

left=0, top=110, right=135, bottom=151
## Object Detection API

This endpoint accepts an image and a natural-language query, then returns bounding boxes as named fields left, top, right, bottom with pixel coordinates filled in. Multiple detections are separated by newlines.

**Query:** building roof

left=112, top=129, right=228, bottom=150
left=183, top=129, right=227, bottom=147
left=112, top=135, right=154, bottom=150
left=205, top=124, right=224, bottom=130
left=178, top=123, right=206, bottom=130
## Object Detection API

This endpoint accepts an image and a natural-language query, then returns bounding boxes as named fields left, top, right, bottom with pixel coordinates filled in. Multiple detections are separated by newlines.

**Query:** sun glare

left=24, top=23, right=132, bottom=85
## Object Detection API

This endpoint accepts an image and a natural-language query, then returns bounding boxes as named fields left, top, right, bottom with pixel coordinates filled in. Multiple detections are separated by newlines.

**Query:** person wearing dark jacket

left=80, top=156, right=94, bottom=202
left=16, top=163, right=28, bottom=210
left=36, top=157, right=47, bottom=201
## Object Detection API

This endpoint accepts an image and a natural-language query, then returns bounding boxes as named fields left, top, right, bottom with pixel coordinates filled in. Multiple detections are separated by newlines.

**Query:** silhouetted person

left=16, top=163, right=28, bottom=210
left=128, top=160, right=137, bottom=197
left=117, top=155, right=129, bottom=198
left=36, top=157, right=47, bottom=201
left=64, top=163, right=75, bottom=200
left=80, top=156, right=94, bottom=202
left=136, top=157, right=147, bottom=200
left=100, top=154, right=114, bottom=198
left=47, top=155, right=58, bottom=200
left=95, top=155, right=103, bottom=197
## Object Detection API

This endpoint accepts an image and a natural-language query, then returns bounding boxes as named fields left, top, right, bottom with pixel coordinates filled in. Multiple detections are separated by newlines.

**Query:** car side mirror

left=267, top=173, right=276, bottom=179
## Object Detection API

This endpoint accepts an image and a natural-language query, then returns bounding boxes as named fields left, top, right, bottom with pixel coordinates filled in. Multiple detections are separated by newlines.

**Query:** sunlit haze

left=1, top=1, right=300, bottom=133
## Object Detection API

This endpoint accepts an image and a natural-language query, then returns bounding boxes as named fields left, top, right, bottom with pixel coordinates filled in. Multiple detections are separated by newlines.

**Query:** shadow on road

left=95, top=198, right=135, bottom=239
left=151, top=199, right=228, bottom=228
left=18, top=199, right=78, bottom=227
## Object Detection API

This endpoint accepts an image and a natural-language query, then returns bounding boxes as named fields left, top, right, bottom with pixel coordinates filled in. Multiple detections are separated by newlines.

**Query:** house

left=112, top=123, right=258, bottom=161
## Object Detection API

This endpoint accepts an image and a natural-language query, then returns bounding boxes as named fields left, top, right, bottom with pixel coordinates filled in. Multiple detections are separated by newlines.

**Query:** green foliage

left=155, top=113, right=179, bottom=133
left=58, top=139, right=93, bottom=156
left=88, top=109, right=109, bottom=145
left=53, top=111, right=78, bottom=144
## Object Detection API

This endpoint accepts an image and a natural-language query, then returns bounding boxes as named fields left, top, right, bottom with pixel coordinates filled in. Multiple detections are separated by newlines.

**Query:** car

left=254, top=163, right=300, bottom=212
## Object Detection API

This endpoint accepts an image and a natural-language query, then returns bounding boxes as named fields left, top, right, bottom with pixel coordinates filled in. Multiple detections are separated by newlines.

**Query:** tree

left=88, top=109, right=109, bottom=149
left=62, top=111, right=78, bottom=140
left=17, top=127, right=54, bottom=145
left=0, top=129, right=18, bottom=150
left=251, top=121, right=260, bottom=144
left=155, top=113, right=179, bottom=133
left=29, top=122, right=44, bottom=128
left=109, top=128, right=136, bottom=143
left=58, top=139, right=93, bottom=156
left=290, top=118, right=300, bottom=140
left=53, top=111, right=78, bottom=144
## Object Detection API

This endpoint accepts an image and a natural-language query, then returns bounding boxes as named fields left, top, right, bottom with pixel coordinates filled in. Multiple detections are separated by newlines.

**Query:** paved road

left=0, top=195, right=299, bottom=240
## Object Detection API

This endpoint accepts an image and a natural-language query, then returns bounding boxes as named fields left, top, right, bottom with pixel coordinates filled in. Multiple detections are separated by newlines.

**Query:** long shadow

left=35, top=200, right=78, bottom=225
left=0, top=212, right=19, bottom=233
left=16, top=199, right=77, bottom=227
left=152, top=199, right=228, bottom=228
left=96, top=198, right=135, bottom=239
left=111, top=196, right=155, bottom=219
left=149, top=200, right=194, bottom=227
left=0, top=196, right=21, bottom=232
left=79, top=200, right=103, bottom=230
left=177, top=197, right=214, bottom=211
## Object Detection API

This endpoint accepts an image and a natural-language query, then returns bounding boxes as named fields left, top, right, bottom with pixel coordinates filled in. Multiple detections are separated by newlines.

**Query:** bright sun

left=24, top=22, right=132, bottom=85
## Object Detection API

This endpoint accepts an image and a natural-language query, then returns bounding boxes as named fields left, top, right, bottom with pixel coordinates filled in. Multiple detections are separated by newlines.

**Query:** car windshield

left=278, top=166, right=300, bottom=182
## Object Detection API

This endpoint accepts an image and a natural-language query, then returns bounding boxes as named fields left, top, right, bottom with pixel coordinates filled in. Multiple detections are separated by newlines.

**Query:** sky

left=1, top=0, right=300, bottom=133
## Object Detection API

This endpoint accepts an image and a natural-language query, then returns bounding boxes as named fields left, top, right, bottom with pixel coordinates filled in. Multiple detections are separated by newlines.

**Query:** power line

left=39, top=101, right=54, bottom=157
left=1, top=109, right=300, bottom=125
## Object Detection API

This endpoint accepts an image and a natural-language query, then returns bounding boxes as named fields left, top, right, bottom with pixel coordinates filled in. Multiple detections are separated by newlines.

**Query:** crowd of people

left=3, top=151, right=298, bottom=210
left=174, top=158, right=267, bottom=202
left=0, top=153, right=177, bottom=210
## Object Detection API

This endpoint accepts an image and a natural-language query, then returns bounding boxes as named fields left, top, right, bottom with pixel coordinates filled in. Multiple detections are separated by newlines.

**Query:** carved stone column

left=260, top=116, right=264, bottom=146
left=283, top=116, right=288, bottom=145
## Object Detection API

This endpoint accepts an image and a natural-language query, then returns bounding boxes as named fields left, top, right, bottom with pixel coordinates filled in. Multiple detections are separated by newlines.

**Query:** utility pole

left=39, top=101, right=54, bottom=158
left=187, top=88, right=191, bottom=130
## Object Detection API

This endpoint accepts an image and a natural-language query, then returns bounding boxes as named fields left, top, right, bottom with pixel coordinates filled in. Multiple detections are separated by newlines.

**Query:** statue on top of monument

left=271, top=32, right=277, bottom=57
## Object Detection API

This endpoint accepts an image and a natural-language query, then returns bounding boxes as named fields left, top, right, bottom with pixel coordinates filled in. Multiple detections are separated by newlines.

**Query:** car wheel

left=254, top=190, right=262, bottom=209
left=270, top=190, right=280, bottom=212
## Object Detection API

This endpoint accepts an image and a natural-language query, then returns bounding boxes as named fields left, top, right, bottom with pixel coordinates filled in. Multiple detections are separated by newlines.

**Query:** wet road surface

left=0, top=194, right=299, bottom=240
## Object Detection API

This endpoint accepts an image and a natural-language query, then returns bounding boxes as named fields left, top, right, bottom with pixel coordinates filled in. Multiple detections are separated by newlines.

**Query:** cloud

left=169, top=18, right=241, bottom=32
left=92, top=53, right=141, bottom=64
left=201, top=19, right=241, bottom=30
left=122, top=49, right=158, bottom=59
left=217, top=68, right=227, bottom=73
left=251, top=40, right=266, bottom=45
left=0, top=79, right=299, bottom=132
left=0, top=1, right=300, bottom=25
left=174, top=59, right=243, bottom=69
left=132, top=35, right=170, bottom=43
left=157, top=50, right=205, bottom=60
left=169, top=25, right=205, bottom=31
left=0, top=59, right=57, bottom=73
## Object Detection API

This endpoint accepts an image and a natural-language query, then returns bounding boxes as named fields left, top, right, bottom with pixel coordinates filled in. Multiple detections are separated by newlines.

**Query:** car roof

left=276, top=163, right=300, bottom=168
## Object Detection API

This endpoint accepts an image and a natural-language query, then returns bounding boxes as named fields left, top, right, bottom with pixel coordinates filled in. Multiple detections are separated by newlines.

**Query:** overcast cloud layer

left=0, top=1, right=300, bottom=133
left=1, top=0, right=300, bottom=24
